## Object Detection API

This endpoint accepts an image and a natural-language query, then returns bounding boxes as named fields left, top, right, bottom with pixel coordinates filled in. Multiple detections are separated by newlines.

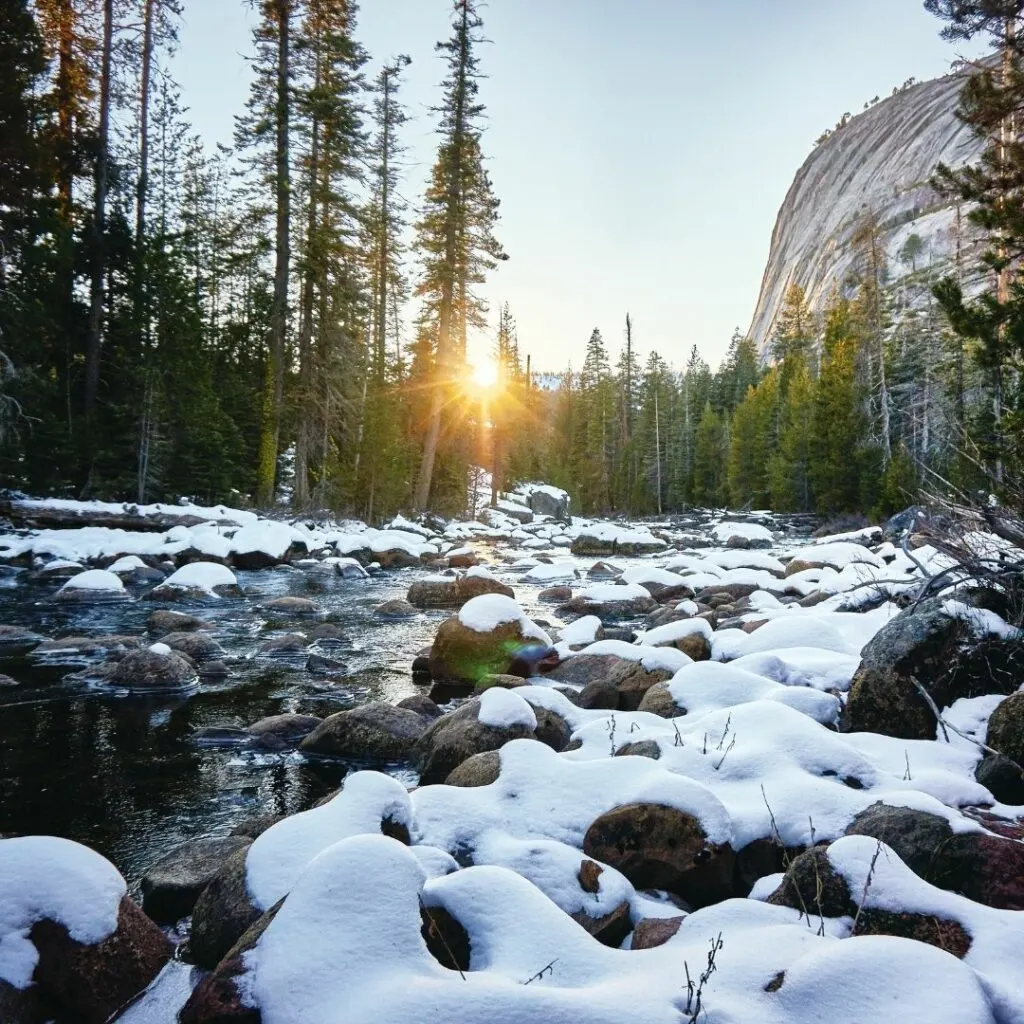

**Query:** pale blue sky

left=174, top=0, right=977, bottom=372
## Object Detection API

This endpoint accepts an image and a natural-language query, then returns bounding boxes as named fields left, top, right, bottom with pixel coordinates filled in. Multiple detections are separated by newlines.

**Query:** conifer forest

left=2, top=0, right=1024, bottom=520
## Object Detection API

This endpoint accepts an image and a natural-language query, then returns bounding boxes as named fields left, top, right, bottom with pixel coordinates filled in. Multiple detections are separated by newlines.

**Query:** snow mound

left=57, top=568, right=125, bottom=593
left=477, top=688, right=538, bottom=730
left=0, top=836, right=126, bottom=988
left=158, top=561, right=237, bottom=595
left=457, top=595, right=552, bottom=645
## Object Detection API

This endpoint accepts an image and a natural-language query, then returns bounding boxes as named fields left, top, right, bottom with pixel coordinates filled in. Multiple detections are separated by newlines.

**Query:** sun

left=470, top=357, right=500, bottom=390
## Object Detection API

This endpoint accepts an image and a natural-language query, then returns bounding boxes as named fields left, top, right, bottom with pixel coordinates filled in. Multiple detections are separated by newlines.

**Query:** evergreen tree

left=412, top=0, right=505, bottom=512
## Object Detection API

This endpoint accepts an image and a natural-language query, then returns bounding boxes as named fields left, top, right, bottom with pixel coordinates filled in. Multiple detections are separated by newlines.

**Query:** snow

left=148, top=642, right=172, bottom=656
left=664, top=661, right=841, bottom=725
left=157, top=561, right=237, bottom=595
left=573, top=583, right=653, bottom=603
left=0, top=836, right=126, bottom=988
left=783, top=541, right=884, bottom=569
left=571, top=639, right=692, bottom=674
left=524, top=561, right=578, bottom=583
left=704, top=550, right=786, bottom=574
left=619, top=566, right=692, bottom=589
left=558, top=616, right=602, bottom=648
left=230, top=521, right=310, bottom=560
left=57, top=568, right=125, bottom=593
left=710, top=520, right=773, bottom=544
left=634, top=617, right=713, bottom=647
left=236, top=832, right=998, bottom=1024
left=477, top=687, right=539, bottom=730
left=108, top=555, right=148, bottom=572
left=457, top=595, right=552, bottom=646
left=941, top=600, right=1021, bottom=640
left=245, top=771, right=414, bottom=912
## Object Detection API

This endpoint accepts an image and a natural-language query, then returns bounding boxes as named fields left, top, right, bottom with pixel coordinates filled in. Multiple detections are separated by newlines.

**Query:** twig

left=713, top=733, right=736, bottom=771
left=523, top=958, right=558, bottom=985
left=851, top=841, right=884, bottom=936
left=419, top=896, right=466, bottom=980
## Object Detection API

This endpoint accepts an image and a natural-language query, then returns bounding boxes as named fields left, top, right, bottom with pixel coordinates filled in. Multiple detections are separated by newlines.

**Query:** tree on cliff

left=926, top=0, right=1024, bottom=479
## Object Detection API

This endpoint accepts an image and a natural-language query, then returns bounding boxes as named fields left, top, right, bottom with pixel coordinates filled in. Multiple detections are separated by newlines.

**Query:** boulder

left=188, top=847, right=260, bottom=969
left=615, top=739, right=663, bottom=760
left=0, top=624, right=47, bottom=659
left=109, top=647, right=197, bottom=692
left=631, top=916, right=684, bottom=949
left=428, top=609, right=549, bottom=686
left=413, top=697, right=536, bottom=785
left=582, top=802, right=734, bottom=908
left=985, top=692, right=1024, bottom=766
left=396, top=694, right=444, bottom=721
left=766, top=844, right=971, bottom=956
left=179, top=903, right=276, bottom=1024
left=55, top=569, right=127, bottom=603
left=532, top=706, right=572, bottom=752
left=844, top=599, right=1022, bottom=740
left=559, top=591, right=657, bottom=619
left=141, top=836, right=253, bottom=924
left=538, top=585, right=573, bottom=604
left=147, top=610, right=209, bottom=634
left=261, top=596, right=318, bottom=616
left=299, top=702, right=427, bottom=760
left=158, top=630, right=226, bottom=664
left=408, top=574, right=514, bottom=609
left=26, top=894, right=172, bottom=1023
left=526, top=487, right=571, bottom=523
left=375, top=599, right=419, bottom=618
left=577, top=678, right=621, bottom=710
left=248, top=713, right=322, bottom=746
left=844, top=801, right=1024, bottom=910
left=637, top=682, right=679, bottom=718
left=975, top=752, right=1024, bottom=804
left=587, top=561, right=623, bottom=579
left=444, top=749, right=502, bottom=787
left=545, top=654, right=670, bottom=711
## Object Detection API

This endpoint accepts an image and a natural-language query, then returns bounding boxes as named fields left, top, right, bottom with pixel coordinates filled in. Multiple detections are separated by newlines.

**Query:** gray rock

left=248, top=713, right=323, bottom=745
left=527, top=488, right=570, bottom=523
left=141, top=836, right=253, bottom=924
left=262, top=596, right=318, bottom=616
left=299, top=702, right=427, bottom=760
left=0, top=624, right=47, bottom=659
left=147, top=610, right=210, bottom=634
left=375, top=599, right=419, bottom=618
left=110, top=648, right=198, bottom=692
left=414, top=698, right=535, bottom=785
left=158, top=630, right=226, bottom=664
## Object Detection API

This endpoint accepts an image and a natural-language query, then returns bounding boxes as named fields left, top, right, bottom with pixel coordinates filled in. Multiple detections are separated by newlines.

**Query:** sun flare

left=470, top=357, right=500, bottom=390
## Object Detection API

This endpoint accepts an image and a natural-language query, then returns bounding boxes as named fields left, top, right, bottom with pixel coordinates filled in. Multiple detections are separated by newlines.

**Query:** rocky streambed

left=2, top=494, right=1024, bottom=1024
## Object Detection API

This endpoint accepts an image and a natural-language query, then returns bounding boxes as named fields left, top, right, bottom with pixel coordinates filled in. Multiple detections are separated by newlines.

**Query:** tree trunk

left=293, top=33, right=321, bottom=512
left=83, top=0, right=114, bottom=429
left=256, top=0, right=292, bottom=507
left=413, top=2, right=470, bottom=510
left=135, top=0, right=155, bottom=344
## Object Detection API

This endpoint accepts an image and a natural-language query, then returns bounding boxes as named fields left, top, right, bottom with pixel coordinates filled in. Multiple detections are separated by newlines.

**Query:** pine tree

left=809, top=297, right=865, bottom=513
left=412, top=0, right=505, bottom=511
left=692, top=402, right=727, bottom=507
left=927, top=1, right=1024, bottom=481
left=772, top=283, right=815, bottom=388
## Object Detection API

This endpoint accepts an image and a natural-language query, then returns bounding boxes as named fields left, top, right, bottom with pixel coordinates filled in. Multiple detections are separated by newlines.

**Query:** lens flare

left=470, top=357, right=500, bottom=390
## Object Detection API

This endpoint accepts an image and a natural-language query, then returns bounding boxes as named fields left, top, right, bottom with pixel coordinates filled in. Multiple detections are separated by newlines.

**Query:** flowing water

left=0, top=548, right=569, bottom=887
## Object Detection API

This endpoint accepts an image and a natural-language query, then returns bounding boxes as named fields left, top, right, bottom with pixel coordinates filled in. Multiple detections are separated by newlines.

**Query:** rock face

left=748, top=65, right=985, bottom=355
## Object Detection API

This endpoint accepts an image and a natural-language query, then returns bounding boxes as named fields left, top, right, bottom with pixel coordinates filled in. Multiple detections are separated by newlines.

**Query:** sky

left=173, top=0, right=979, bottom=374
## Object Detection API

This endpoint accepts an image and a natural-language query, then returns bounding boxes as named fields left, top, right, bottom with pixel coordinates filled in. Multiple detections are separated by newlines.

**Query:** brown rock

left=29, top=895, right=172, bottom=1024
left=583, top=802, right=734, bottom=907
left=631, top=916, right=684, bottom=949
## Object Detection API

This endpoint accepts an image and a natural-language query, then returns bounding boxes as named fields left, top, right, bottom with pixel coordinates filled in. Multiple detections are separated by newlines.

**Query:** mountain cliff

left=747, top=67, right=987, bottom=355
